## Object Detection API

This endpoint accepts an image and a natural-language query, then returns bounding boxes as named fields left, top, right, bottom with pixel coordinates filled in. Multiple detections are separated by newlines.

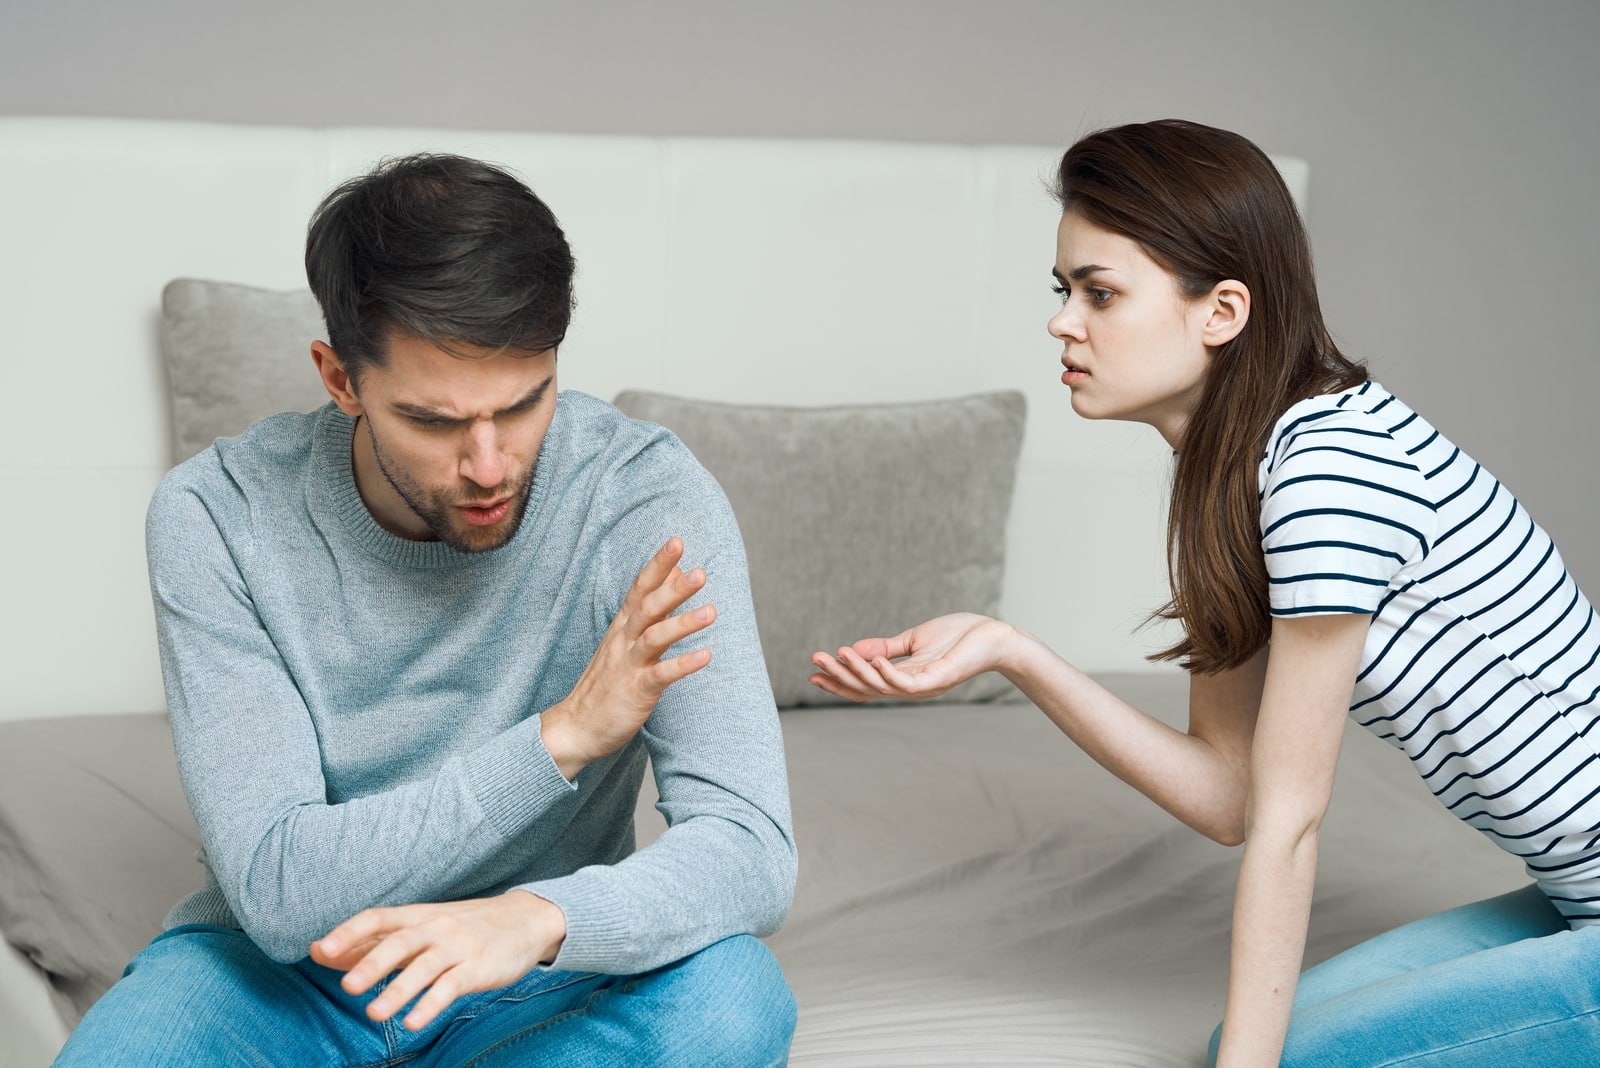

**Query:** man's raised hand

left=541, top=537, right=714, bottom=780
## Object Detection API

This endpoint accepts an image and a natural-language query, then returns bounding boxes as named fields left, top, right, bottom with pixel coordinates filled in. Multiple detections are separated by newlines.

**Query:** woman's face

left=1047, top=211, right=1216, bottom=450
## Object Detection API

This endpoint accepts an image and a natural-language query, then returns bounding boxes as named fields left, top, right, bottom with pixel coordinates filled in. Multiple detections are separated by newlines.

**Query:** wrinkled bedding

left=2, top=674, right=1526, bottom=1065
left=751, top=673, right=1525, bottom=1066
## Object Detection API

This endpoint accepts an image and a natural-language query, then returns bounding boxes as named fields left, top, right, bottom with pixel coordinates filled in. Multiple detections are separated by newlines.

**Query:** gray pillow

left=161, top=279, right=329, bottom=464
left=0, top=713, right=200, bottom=1026
left=612, top=391, right=1026, bottom=707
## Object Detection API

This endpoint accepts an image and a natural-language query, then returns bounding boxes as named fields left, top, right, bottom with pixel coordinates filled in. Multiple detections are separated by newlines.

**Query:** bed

left=0, top=118, right=1526, bottom=1066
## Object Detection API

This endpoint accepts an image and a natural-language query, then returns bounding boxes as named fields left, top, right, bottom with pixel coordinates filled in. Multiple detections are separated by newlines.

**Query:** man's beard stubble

left=362, top=417, right=534, bottom=554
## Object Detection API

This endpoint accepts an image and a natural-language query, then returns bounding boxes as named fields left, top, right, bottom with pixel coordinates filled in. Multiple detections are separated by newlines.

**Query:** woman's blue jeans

left=55, top=926, right=795, bottom=1067
left=1209, top=885, right=1600, bottom=1066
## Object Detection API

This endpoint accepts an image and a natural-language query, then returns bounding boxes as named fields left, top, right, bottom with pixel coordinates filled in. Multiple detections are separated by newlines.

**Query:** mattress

left=1, top=673, right=1526, bottom=1066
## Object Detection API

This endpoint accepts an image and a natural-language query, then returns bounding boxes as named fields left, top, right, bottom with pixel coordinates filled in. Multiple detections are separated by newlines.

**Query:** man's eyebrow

left=391, top=376, right=555, bottom=421
left=1052, top=264, right=1113, bottom=284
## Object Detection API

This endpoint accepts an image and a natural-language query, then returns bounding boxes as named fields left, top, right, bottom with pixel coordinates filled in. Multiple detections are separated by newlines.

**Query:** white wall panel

left=0, top=119, right=1308, bottom=718
left=655, top=139, right=985, bottom=404
left=0, top=120, right=324, bottom=471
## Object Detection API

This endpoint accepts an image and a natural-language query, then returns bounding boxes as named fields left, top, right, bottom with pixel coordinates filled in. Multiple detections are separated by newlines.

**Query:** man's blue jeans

left=1209, top=885, right=1600, bottom=1066
left=55, top=926, right=796, bottom=1066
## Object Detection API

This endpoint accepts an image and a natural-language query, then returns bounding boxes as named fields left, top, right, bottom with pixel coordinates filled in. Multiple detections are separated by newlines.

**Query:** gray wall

left=5, top=0, right=1598, bottom=586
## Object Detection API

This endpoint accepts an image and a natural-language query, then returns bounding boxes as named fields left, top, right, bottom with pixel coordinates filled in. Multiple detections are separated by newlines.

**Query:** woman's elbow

left=1193, top=797, right=1249, bottom=847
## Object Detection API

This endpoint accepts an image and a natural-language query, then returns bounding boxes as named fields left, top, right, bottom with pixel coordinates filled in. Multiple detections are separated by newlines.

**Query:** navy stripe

left=1433, top=481, right=1504, bottom=548
left=1354, top=595, right=1446, bottom=692
left=1409, top=669, right=1521, bottom=772
left=1441, top=730, right=1579, bottom=808
left=1421, top=510, right=1533, bottom=588
left=1462, top=768, right=1600, bottom=840
left=1390, top=640, right=1503, bottom=739
left=1551, top=635, right=1600, bottom=701
left=1416, top=692, right=1537, bottom=783
left=1443, top=529, right=1546, bottom=610
left=1500, top=577, right=1578, bottom=650
left=1265, top=540, right=1407, bottom=564
left=1278, top=443, right=1417, bottom=471
left=1263, top=508, right=1428, bottom=547
left=1528, top=831, right=1600, bottom=873
left=1436, top=463, right=1483, bottom=510
left=1424, top=446, right=1460, bottom=479
left=1534, top=599, right=1595, bottom=678
left=1405, top=429, right=1440, bottom=456
left=1270, top=572, right=1389, bottom=587
left=1267, top=472, right=1433, bottom=512
left=1352, top=615, right=1467, bottom=711
left=1271, top=604, right=1371, bottom=617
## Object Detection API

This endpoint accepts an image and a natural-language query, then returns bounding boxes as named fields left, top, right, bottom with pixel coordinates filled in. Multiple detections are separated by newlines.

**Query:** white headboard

left=0, top=118, right=1306, bottom=720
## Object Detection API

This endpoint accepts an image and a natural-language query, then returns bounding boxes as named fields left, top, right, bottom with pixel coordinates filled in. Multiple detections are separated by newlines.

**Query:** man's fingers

left=367, top=946, right=451, bottom=1023
left=640, top=603, right=716, bottom=656
left=317, top=906, right=408, bottom=963
left=401, top=966, right=467, bottom=1031
left=638, top=565, right=705, bottom=624
left=649, top=647, right=712, bottom=691
left=342, top=926, right=430, bottom=996
left=310, top=932, right=383, bottom=972
left=629, top=538, right=684, bottom=603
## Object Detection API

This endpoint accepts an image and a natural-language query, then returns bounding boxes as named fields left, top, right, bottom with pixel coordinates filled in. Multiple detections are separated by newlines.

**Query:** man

left=56, top=154, right=798, bottom=1066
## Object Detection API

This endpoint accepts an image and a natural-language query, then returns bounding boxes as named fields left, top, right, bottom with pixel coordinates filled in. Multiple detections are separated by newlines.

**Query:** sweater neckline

left=313, top=403, right=558, bottom=569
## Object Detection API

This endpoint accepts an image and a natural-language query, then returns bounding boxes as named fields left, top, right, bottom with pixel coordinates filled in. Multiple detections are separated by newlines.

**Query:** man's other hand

left=541, top=537, right=715, bottom=779
left=311, top=890, right=565, bottom=1030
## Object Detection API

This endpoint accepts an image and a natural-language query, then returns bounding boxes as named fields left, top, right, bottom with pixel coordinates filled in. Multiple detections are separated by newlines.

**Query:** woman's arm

left=1214, top=611, right=1368, bottom=1067
left=813, top=616, right=1267, bottom=844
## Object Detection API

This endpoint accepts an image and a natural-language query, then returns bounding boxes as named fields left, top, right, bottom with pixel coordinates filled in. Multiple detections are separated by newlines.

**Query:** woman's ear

left=1202, top=279, right=1251, bottom=348
left=311, top=341, right=364, bottom=418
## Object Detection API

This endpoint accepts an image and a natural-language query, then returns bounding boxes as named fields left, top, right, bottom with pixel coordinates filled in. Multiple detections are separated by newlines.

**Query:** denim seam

left=456, top=986, right=612, bottom=1068
left=1377, top=1005, right=1600, bottom=1066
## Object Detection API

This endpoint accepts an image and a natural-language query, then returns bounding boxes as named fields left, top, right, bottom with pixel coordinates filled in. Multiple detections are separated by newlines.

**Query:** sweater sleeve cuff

left=522, top=868, right=635, bottom=973
left=463, top=713, right=577, bottom=839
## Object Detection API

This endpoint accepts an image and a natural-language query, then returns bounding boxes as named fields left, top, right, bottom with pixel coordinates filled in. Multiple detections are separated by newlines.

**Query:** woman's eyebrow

left=1052, top=264, right=1113, bottom=284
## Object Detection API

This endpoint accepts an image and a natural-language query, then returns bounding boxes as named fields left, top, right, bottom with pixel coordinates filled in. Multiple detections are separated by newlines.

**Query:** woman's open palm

left=809, top=613, right=1011, bottom=702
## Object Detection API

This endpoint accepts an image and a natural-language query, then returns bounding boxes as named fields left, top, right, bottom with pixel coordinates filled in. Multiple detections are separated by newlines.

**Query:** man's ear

left=1201, top=279, right=1251, bottom=348
left=311, top=341, right=363, bottom=418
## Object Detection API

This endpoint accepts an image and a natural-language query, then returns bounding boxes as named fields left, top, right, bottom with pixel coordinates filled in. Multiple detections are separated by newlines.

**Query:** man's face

left=340, top=333, right=558, bottom=553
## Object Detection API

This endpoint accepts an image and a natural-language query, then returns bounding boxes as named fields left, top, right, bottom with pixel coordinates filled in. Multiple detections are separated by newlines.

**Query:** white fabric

left=1260, top=381, right=1600, bottom=925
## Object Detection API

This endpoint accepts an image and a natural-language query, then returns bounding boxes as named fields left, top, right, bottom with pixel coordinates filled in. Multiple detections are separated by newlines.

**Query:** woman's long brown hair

left=1054, top=120, right=1367, bottom=674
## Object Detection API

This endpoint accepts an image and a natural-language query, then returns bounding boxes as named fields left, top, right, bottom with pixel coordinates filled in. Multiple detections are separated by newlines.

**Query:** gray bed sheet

left=747, top=673, right=1524, bottom=1066
left=2, top=673, right=1526, bottom=1065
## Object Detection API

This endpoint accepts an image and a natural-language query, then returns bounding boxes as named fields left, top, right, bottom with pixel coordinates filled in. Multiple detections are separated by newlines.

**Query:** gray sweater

left=146, top=391, right=796, bottom=971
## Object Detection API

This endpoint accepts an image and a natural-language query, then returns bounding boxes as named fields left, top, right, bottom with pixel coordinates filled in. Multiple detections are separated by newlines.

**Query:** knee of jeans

left=677, top=936, right=797, bottom=1062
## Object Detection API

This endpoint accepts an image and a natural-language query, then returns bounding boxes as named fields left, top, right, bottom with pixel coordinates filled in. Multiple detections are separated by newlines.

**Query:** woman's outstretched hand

left=809, top=613, right=1015, bottom=702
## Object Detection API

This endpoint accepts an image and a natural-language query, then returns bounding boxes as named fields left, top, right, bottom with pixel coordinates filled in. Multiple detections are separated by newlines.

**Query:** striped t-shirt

left=1258, top=381, right=1600, bottom=925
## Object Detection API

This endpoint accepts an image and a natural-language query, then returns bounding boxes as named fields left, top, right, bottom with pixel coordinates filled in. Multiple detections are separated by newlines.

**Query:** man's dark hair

left=305, top=153, right=576, bottom=380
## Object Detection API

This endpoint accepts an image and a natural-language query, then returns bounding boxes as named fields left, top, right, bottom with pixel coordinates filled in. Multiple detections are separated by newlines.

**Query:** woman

left=809, top=119, right=1600, bottom=1067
